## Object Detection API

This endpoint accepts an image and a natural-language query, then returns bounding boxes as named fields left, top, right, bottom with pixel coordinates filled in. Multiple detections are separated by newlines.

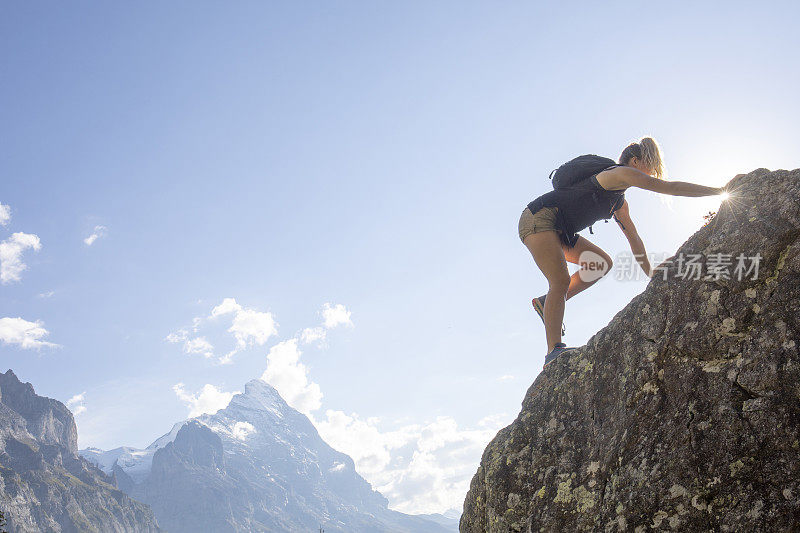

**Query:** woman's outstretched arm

left=611, top=166, right=725, bottom=197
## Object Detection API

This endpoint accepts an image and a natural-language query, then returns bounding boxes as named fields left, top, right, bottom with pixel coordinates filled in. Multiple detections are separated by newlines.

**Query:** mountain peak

left=227, top=378, right=287, bottom=414
left=0, top=367, right=77, bottom=454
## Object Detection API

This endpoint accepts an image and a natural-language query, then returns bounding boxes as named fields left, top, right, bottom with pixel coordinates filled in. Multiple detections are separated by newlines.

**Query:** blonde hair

left=619, top=136, right=665, bottom=179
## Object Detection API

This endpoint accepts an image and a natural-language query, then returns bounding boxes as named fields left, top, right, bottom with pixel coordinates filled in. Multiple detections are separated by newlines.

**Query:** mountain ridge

left=0, top=369, right=161, bottom=532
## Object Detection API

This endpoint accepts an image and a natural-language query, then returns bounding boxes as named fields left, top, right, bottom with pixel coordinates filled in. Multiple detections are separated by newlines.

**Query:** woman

left=519, top=137, right=726, bottom=367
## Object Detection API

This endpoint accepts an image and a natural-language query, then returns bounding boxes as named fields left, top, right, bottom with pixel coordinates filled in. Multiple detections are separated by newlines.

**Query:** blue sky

left=2, top=1, right=798, bottom=514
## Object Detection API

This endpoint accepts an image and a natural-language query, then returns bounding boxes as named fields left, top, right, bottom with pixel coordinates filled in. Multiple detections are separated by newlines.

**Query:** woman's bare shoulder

left=595, top=166, right=629, bottom=191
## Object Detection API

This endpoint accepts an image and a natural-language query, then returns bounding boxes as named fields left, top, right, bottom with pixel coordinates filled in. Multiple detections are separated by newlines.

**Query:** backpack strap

left=612, top=211, right=626, bottom=231
left=610, top=195, right=626, bottom=231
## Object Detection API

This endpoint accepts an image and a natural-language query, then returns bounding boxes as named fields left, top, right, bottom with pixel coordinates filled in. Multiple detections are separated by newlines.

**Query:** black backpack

left=549, top=154, right=618, bottom=189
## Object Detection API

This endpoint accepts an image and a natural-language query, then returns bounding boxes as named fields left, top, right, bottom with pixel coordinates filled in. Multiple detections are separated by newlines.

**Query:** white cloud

left=0, top=317, right=59, bottom=350
left=170, top=299, right=349, bottom=364
left=228, top=307, right=278, bottom=349
left=0, top=203, right=10, bottom=226
left=231, top=421, right=255, bottom=440
left=173, top=383, right=238, bottom=417
left=207, top=298, right=278, bottom=364
left=66, top=392, right=87, bottom=416
left=207, top=420, right=256, bottom=441
left=168, top=297, right=279, bottom=364
left=496, top=374, right=514, bottom=382
left=312, top=410, right=397, bottom=472
left=165, top=329, right=188, bottom=344
left=83, top=225, right=108, bottom=246
left=165, top=330, right=214, bottom=359
left=37, top=290, right=55, bottom=299
left=0, top=232, right=41, bottom=284
left=321, top=303, right=353, bottom=329
left=210, top=297, right=242, bottom=317
left=260, top=339, right=322, bottom=415
left=300, top=326, right=326, bottom=344
left=311, top=411, right=508, bottom=514
left=299, top=303, right=353, bottom=345
left=184, top=336, right=214, bottom=358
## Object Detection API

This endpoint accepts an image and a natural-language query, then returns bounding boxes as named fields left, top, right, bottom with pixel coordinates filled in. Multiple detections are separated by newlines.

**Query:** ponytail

left=619, top=136, right=665, bottom=179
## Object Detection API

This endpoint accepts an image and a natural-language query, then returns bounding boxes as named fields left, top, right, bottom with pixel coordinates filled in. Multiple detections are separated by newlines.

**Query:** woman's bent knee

left=548, top=275, right=571, bottom=292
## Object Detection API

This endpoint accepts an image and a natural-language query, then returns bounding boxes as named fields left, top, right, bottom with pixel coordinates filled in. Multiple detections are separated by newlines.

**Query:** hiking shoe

left=532, top=295, right=566, bottom=336
left=544, top=342, right=574, bottom=367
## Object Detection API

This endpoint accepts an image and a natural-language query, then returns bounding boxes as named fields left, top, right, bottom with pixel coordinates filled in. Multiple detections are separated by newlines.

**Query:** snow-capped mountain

left=80, top=445, right=156, bottom=484
left=81, top=379, right=453, bottom=532
left=81, top=420, right=187, bottom=485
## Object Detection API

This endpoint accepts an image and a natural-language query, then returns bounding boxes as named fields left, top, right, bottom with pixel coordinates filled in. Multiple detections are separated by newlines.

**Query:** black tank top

left=527, top=173, right=625, bottom=247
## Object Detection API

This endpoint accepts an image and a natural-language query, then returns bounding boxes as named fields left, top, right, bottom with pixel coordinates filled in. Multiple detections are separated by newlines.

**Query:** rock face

left=0, top=369, right=160, bottom=532
left=85, top=379, right=452, bottom=533
left=461, top=169, right=800, bottom=532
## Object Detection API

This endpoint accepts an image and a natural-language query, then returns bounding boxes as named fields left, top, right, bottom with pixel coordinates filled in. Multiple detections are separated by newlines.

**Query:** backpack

left=549, top=154, right=618, bottom=190
left=547, top=154, right=626, bottom=235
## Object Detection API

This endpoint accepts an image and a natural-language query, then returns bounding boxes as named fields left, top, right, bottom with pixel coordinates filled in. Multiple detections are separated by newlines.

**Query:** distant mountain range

left=81, top=378, right=459, bottom=532
left=0, top=368, right=458, bottom=532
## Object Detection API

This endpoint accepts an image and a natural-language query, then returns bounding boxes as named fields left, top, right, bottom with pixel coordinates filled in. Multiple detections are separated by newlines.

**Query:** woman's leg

left=523, top=231, right=571, bottom=352
left=561, top=235, right=613, bottom=301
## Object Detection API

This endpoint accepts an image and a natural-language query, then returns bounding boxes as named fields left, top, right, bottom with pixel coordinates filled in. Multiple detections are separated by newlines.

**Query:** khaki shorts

left=518, top=206, right=561, bottom=243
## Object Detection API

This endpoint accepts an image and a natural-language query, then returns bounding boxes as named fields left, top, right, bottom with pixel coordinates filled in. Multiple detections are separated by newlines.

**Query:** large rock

left=461, top=169, right=800, bottom=532
left=0, top=369, right=160, bottom=532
